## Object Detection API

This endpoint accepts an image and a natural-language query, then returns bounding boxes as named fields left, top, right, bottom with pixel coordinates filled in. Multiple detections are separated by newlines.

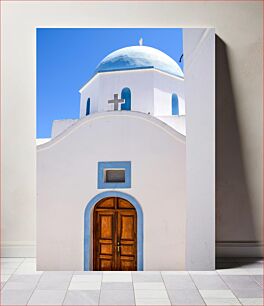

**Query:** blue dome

left=94, top=46, right=184, bottom=78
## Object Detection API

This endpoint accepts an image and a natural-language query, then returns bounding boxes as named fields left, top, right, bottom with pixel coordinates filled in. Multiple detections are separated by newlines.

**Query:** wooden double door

left=93, top=197, right=137, bottom=271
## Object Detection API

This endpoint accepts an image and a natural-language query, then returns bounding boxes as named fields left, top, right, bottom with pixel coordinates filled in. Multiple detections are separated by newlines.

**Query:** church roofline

left=79, top=67, right=184, bottom=94
left=37, top=111, right=186, bottom=151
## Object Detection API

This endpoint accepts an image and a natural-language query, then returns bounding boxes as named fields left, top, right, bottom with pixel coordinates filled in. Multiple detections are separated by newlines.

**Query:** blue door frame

left=84, top=191, right=144, bottom=271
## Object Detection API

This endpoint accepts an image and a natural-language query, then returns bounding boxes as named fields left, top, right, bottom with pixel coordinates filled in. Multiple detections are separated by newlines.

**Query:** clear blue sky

left=37, top=28, right=183, bottom=138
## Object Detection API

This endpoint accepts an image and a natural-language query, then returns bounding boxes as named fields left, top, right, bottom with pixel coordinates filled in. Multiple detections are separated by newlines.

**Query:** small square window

left=98, top=161, right=131, bottom=189
left=104, top=169, right=125, bottom=183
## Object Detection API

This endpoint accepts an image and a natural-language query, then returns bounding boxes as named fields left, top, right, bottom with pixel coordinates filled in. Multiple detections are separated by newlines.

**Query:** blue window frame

left=98, top=161, right=131, bottom=189
left=172, top=93, right=179, bottom=115
left=121, top=88, right=131, bottom=111
left=86, top=98, right=90, bottom=115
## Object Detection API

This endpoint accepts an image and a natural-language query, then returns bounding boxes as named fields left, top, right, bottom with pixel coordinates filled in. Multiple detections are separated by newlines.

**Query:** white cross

left=108, top=94, right=125, bottom=111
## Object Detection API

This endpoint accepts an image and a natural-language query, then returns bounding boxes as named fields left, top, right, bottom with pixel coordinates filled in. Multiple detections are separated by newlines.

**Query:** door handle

left=117, top=241, right=120, bottom=253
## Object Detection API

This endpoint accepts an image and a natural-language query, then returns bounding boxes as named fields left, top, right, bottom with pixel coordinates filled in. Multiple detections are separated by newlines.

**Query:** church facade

left=37, top=45, right=187, bottom=271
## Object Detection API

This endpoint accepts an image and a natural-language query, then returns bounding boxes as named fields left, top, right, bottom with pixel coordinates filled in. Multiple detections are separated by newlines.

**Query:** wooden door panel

left=99, top=258, right=113, bottom=271
left=120, top=244, right=136, bottom=256
left=120, top=215, right=135, bottom=240
left=93, top=197, right=137, bottom=271
left=99, top=214, right=113, bottom=239
left=96, top=198, right=115, bottom=209
left=120, top=257, right=136, bottom=271
left=94, top=209, right=116, bottom=271
left=117, top=198, right=135, bottom=209
left=100, top=243, right=113, bottom=255
left=117, top=209, right=137, bottom=271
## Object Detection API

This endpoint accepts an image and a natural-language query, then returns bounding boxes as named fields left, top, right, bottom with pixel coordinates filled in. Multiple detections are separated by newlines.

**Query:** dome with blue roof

left=94, top=46, right=184, bottom=78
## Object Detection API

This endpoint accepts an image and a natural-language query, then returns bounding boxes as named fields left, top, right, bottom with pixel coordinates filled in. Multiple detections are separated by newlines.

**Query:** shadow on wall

left=215, top=36, right=258, bottom=259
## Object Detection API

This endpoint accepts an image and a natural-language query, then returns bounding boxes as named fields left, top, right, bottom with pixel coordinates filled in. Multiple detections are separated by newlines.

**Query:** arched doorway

left=93, top=197, right=137, bottom=271
left=84, top=191, right=143, bottom=271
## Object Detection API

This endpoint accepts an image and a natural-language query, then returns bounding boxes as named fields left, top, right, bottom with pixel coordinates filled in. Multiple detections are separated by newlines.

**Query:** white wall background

left=1, top=1, right=262, bottom=259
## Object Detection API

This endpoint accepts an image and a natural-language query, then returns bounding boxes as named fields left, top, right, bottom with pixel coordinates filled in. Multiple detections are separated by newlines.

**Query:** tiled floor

left=0, top=258, right=263, bottom=305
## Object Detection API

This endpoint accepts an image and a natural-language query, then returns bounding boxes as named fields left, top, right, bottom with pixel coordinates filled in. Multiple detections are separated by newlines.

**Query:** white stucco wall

left=158, top=116, right=186, bottom=136
left=79, top=74, right=100, bottom=116
left=154, top=72, right=185, bottom=116
left=184, top=29, right=215, bottom=270
left=80, top=70, right=154, bottom=116
left=37, top=112, right=186, bottom=271
left=36, top=138, right=51, bottom=146
left=52, top=116, right=186, bottom=138
left=51, top=119, right=78, bottom=138
left=79, top=69, right=184, bottom=117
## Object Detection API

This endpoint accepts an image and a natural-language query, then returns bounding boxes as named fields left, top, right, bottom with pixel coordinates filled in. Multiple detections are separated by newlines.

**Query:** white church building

left=37, top=44, right=187, bottom=271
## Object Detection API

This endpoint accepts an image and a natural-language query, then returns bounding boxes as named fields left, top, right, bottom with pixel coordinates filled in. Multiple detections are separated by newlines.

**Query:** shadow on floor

left=216, top=257, right=263, bottom=269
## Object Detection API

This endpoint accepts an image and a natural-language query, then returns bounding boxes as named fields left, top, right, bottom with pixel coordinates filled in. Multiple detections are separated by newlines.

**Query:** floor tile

left=102, top=272, right=132, bottom=282
left=23, top=258, right=36, bottom=263
left=199, top=289, right=236, bottom=298
left=3, top=280, right=37, bottom=291
left=103, top=271, right=131, bottom=274
left=14, top=263, right=43, bottom=275
left=0, top=258, right=25, bottom=263
left=1, top=262, right=21, bottom=268
left=203, top=298, right=240, bottom=305
left=1, top=288, right=33, bottom=305
left=217, top=268, right=249, bottom=275
left=239, top=298, right=263, bottom=305
left=99, top=289, right=135, bottom=305
left=189, top=271, right=217, bottom=275
left=0, top=257, right=263, bottom=306
left=132, top=271, right=163, bottom=282
left=39, top=271, right=72, bottom=277
left=231, top=288, right=263, bottom=298
left=72, top=274, right=102, bottom=282
left=1, top=275, right=11, bottom=282
left=252, top=275, right=263, bottom=287
left=191, top=274, right=228, bottom=290
left=167, top=289, right=205, bottom=305
left=101, top=281, right=133, bottom=290
left=2, top=266, right=18, bottom=274
left=28, top=289, right=66, bottom=305
left=73, top=271, right=102, bottom=275
left=245, top=268, right=263, bottom=275
left=136, top=298, right=171, bottom=305
left=37, top=271, right=73, bottom=290
left=63, top=290, right=100, bottom=305
left=134, top=282, right=166, bottom=290
left=68, top=281, right=101, bottom=290
left=4, top=275, right=40, bottom=292
left=8, top=274, right=41, bottom=283
left=162, top=271, right=189, bottom=275
left=221, top=275, right=261, bottom=290
left=135, top=289, right=169, bottom=299
left=163, top=275, right=196, bottom=289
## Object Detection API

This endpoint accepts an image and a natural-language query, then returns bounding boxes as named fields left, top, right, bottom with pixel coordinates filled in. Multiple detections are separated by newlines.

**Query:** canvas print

left=37, top=28, right=192, bottom=271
